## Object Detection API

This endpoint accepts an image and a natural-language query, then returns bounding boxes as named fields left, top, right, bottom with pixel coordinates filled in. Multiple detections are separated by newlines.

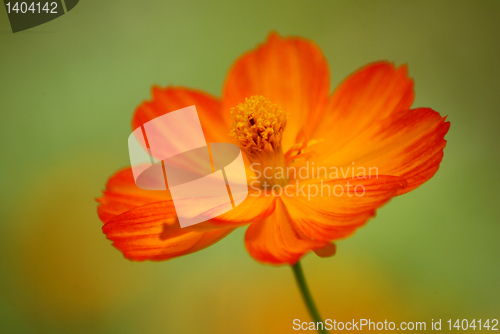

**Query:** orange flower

left=97, top=33, right=449, bottom=265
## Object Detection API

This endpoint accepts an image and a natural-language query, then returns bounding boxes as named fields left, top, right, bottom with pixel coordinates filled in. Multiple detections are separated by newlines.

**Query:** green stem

left=291, top=261, right=329, bottom=334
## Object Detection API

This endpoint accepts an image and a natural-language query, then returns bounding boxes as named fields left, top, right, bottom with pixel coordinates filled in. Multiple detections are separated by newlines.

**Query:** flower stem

left=291, top=261, right=329, bottom=334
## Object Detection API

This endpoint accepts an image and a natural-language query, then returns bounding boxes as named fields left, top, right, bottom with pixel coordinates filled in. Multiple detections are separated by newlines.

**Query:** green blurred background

left=0, top=1, right=499, bottom=333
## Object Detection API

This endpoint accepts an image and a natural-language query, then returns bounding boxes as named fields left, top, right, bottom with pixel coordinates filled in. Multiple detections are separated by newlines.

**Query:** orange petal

left=102, top=201, right=234, bottom=261
left=280, top=176, right=408, bottom=242
left=98, top=161, right=274, bottom=226
left=132, top=86, right=230, bottom=143
left=96, top=167, right=171, bottom=224
left=313, top=61, right=415, bottom=148
left=97, top=168, right=236, bottom=261
left=244, top=198, right=328, bottom=265
left=315, top=108, right=450, bottom=194
left=209, top=190, right=277, bottom=226
left=244, top=176, right=405, bottom=265
left=222, top=32, right=331, bottom=150
left=156, top=189, right=277, bottom=228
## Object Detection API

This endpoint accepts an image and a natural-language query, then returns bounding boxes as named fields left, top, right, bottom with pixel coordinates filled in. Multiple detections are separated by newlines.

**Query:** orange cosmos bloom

left=97, top=32, right=449, bottom=265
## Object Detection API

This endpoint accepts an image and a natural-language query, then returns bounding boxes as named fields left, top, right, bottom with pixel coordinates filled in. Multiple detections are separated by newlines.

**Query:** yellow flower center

left=229, top=96, right=288, bottom=154
left=230, top=96, right=289, bottom=188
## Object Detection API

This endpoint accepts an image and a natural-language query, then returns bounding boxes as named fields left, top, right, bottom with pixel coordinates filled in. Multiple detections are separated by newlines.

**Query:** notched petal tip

left=313, top=242, right=337, bottom=258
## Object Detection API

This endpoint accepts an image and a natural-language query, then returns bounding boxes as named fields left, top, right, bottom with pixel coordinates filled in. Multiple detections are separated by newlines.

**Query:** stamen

left=229, top=96, right=289, bottom=154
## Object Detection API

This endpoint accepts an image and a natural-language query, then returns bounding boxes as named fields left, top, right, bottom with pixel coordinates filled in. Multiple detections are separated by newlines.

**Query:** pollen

left=230, top=96, right=289, bottom=154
